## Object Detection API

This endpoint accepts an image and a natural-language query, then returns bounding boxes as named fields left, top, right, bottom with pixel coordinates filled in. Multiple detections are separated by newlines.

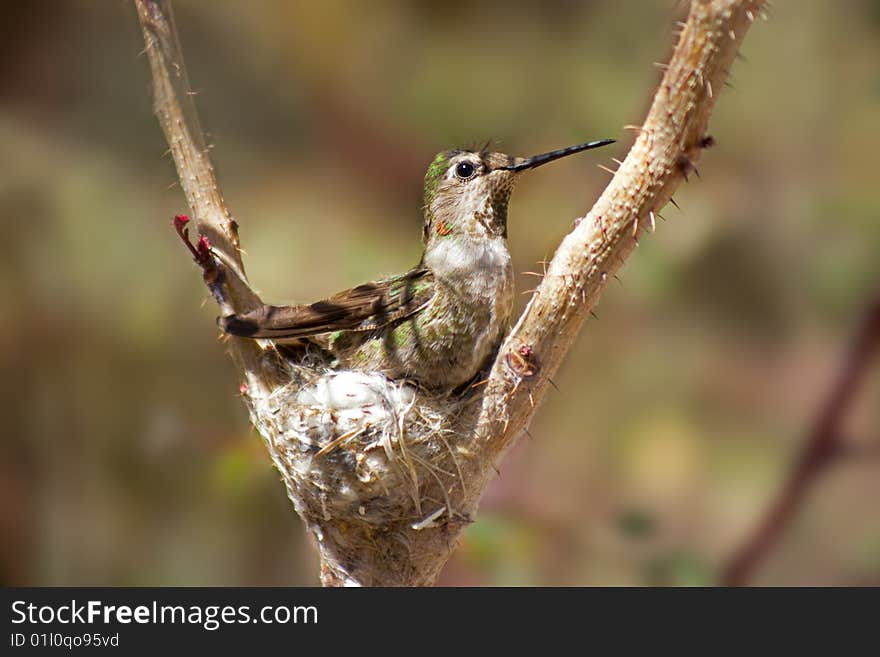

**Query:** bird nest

left=240, top=344, right=482, bottom=585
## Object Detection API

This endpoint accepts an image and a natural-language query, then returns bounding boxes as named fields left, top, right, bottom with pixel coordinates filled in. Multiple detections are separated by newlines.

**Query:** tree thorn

left=699, top=135, right=716, bottom=149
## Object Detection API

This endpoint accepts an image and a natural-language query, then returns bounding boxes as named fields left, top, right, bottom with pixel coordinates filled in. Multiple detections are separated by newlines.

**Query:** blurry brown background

left=1, top=0, right=878, bottom=586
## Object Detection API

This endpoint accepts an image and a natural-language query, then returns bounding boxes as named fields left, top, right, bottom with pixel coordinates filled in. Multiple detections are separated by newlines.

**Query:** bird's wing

left=219, top=269, right=434, bottom=339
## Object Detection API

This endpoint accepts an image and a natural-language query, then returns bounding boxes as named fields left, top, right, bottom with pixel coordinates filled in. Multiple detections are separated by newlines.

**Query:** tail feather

left=218, top=268, right=434, bottom=340
left=218, top=312, right=263, bottom=337
left=219, top=303, right=362, bottom=339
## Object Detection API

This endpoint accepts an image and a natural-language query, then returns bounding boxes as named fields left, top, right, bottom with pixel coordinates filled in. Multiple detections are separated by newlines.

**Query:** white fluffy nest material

left=242, top=348, right=476, bottom=548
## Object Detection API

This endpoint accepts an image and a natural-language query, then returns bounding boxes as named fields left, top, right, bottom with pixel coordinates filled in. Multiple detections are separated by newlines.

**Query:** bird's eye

left=454, top=161, right=476, bottom=180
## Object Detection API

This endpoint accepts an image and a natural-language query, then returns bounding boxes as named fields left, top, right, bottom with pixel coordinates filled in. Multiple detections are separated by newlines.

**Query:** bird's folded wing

left=220, top=269, right=434, bottom=339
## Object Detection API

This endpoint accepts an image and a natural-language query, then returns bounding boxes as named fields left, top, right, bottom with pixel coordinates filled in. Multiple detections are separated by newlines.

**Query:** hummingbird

left=220, top=139, right=614, bottom=390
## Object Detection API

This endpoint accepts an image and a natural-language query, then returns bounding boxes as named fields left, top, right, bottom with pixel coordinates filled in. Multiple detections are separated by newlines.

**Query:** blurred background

left=1, top=0, right=878, bottom=586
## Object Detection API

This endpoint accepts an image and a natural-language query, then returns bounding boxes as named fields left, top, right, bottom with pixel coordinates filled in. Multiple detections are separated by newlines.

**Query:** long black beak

left=500, top=139, right=615, bottom=172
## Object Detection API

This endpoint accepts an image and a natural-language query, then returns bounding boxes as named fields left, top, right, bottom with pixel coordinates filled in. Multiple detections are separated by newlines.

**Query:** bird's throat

left=422, top=236, right=512, bottom=281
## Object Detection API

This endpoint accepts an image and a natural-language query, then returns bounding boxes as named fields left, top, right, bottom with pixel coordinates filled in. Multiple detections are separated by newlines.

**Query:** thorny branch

left=135, top=0, right=263, bottom=375
left=475, top=0, right=766, bottom=465
left=136, top=0, right=767, bottom=585
left=721, top=294, right=880, bottom=586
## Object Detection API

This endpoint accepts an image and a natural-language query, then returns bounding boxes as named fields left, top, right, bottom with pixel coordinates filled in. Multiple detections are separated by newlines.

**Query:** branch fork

left=136, top=0, right=766, bottom=586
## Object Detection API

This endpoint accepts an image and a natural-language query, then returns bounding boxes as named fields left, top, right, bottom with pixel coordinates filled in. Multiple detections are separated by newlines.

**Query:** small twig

left=172, top=213, right=229, bottom=310
left=721, top=293, right=880, bottom=586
